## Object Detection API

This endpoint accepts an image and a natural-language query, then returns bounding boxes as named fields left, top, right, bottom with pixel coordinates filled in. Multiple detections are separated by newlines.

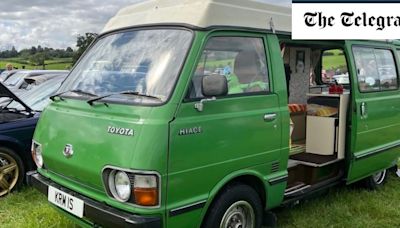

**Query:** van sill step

left=284, top=183, right=311, bottom=196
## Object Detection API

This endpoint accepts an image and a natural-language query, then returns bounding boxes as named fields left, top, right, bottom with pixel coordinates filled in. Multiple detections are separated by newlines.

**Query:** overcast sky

left=0, top=0, right=291, bottom=51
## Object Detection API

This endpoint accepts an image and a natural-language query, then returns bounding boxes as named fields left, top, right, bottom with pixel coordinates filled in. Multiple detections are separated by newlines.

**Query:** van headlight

left=31, top=141, right=43, bottom=168
left=133, top=174, right=158, bottom=206
left=108, top=170, right=131, bottom=202
left=103, top=168, right=159, bottom=206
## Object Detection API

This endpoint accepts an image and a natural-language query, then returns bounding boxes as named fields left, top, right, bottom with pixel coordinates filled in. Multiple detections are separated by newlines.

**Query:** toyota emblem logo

left=63, top=144, right=74, bottom=158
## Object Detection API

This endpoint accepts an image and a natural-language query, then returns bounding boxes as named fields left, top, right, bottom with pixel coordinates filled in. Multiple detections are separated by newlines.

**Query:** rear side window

left=353, top=47, right=398, bottom=92
left=187, top=36, right=269, bottom=99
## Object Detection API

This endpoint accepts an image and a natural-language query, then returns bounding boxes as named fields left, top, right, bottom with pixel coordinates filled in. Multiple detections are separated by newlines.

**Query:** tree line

left=0, top=33, right=97, bottom=69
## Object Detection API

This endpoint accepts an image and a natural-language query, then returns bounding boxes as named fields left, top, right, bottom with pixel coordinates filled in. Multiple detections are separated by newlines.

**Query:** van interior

left=279, top=39, right=350, bottom=199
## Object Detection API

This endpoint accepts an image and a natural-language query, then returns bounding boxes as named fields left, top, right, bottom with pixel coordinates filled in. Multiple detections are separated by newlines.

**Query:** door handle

left=360, top=102, right=367, bottom=119
left=263, top=113, right=277, bottom=122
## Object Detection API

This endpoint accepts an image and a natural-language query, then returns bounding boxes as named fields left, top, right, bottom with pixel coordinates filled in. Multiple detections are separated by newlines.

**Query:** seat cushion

left=288, top=103, right=307, bottom=114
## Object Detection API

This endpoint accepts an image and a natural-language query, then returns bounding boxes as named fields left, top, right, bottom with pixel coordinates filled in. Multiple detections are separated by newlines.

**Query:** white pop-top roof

left=102, top=0, right=291, bottom=34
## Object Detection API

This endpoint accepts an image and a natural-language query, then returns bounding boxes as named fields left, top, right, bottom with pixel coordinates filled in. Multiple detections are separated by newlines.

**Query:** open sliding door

left=345, top=40, right=400, bottom=183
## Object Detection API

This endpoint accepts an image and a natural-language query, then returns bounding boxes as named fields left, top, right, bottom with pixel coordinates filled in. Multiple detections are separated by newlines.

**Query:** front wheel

left=0, top=147, right=24, bottom=197
left=362, top=169, right=387, bottom=190
left=202, top=184, right=263, bottom=228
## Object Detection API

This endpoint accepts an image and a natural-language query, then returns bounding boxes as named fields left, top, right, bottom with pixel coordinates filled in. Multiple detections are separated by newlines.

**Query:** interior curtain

left=310, top=49, right=321, bottom=86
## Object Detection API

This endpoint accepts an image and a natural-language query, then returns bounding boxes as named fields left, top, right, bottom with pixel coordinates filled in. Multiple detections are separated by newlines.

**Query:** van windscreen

left=58, top=29, right=192, bottom=105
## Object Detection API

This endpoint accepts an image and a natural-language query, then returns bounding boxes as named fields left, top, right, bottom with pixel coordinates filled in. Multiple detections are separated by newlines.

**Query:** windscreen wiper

left=87, top=90, right=161, bottom=106
left=50, top=89, right=98, bottom=101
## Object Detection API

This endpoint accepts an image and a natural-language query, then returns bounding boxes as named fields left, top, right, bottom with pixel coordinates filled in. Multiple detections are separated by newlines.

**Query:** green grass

left=0, top=188, right=75, bottom=228
left=325, top=49, right=343, bottom=56
left=276, top=175, right=400, bottom=227
left=0, top=57, right=72, bottom=71
left=1, top=174, right=399, bottom=227
left=323, top=54, right=347, bottom=71
left=205, top=59, right=234, bottom=69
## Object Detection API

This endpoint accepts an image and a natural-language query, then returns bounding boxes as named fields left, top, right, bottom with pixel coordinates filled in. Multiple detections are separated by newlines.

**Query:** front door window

left=188, top=36, right=269, bottom=99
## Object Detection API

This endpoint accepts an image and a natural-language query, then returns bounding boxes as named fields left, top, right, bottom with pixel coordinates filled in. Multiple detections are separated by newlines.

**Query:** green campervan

left=28, top=0, right=400, bottom=227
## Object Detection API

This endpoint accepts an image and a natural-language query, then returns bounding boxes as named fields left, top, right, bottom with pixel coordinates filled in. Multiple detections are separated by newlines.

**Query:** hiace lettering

left=178, top=127, right=202, bottom=136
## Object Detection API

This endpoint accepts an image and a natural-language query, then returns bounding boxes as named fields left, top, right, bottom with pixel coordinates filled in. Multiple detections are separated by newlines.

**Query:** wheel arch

left=0, top=136, right=33, bottom=171
left=199, top=170, right=268, bottom=227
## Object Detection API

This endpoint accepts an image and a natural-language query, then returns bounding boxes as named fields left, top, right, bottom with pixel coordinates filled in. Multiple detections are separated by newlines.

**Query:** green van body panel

left=167, top=31, right=289, bottom=227
left=32, top=29, right=400, bottom=227
left=344, top=41, right=400, bottom=183
left=35, top=100, right=171, bottom=216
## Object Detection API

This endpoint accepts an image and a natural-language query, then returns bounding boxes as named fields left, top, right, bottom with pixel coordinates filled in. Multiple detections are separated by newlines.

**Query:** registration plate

left=48, top=186, right=84, bottom=218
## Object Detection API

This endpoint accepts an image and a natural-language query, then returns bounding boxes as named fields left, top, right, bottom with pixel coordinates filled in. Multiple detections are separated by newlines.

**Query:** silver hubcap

left=372, top=169, right=386, bottom=185
left=220, top=201, right=255, bottom=228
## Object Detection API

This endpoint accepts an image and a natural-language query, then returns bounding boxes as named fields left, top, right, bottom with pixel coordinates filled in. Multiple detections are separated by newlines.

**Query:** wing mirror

left=202, top=74, right=228, bottom=97
left=194, top=74, right=228, bottom=112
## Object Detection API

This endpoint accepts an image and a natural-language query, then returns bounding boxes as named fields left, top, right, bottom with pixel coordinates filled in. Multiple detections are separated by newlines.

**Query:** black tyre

left=362, top=169, right=387, bottom=190
left=202, top=184, right=263, bottom=228
left=0, top=147, right=24, bottom=197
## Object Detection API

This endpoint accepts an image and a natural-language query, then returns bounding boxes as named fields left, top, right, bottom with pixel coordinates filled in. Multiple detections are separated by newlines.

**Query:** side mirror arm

left=194, top=97, right=216, bottom=112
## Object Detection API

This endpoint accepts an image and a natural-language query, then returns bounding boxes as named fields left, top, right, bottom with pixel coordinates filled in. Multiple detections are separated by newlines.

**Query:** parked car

left=0, top=76, right=65, bottom=197
left=332, top=73, right=350, bottom=84
left=0, top=70, right=19, bottom=82
left=17, top=73, right=68, bottom=94
left=3, top=70, right=68, bottom=92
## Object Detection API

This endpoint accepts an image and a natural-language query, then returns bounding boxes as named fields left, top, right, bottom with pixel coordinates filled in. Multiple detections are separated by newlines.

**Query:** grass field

left=0, top=58, right=72, bottom=70
left=323, top=50, right=347, bottom=71
left=0, top=174, right=399, bottom=227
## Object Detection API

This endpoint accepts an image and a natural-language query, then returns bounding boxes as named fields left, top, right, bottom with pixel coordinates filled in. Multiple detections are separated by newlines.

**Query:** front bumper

left=27, top=171, right=162, bottom=228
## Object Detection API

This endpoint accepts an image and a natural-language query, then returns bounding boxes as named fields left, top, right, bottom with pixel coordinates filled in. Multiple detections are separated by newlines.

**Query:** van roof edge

left=102, top=0, right=292, bottom=34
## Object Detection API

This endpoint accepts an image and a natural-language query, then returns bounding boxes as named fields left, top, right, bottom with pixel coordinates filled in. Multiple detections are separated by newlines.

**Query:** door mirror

left=202, top=74, right=228, bottom=97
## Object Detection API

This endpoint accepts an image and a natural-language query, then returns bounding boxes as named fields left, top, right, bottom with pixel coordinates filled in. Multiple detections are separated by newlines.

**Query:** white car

left=333, top=73, right=350, bottom=84
left=3, top=70, right=68, bottom=92
left=0, top=70, right=18, bottom=82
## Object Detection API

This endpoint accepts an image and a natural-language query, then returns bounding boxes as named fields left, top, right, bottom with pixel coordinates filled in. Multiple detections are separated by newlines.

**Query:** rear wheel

left=202, top=184, right=262, bottom=228
left=362, top=169, right=387, bottom=190
left=0, top=147, right=24, bottom=197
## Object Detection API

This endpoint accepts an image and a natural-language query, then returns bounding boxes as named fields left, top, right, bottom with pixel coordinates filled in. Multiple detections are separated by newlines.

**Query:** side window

left=375, top=49, right=398, bottom=90
left=188, top=36, right=269, bottom=99
left=19, top=81, right=29, bottom=89
left=321, top=49, right=349, bottom=84
left=353, top=47, right=398, bottom=92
